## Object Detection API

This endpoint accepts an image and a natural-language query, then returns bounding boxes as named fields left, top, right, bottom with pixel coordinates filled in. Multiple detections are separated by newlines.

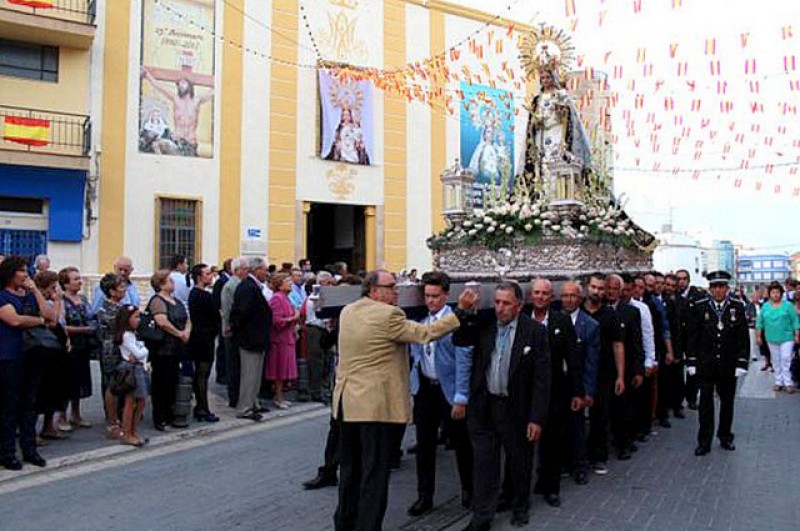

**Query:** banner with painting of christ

left=459, top=82, right=515, bottom=206
left=318, top=70, right=374, bottom=166
left=138, top=0, right=216, bottom=158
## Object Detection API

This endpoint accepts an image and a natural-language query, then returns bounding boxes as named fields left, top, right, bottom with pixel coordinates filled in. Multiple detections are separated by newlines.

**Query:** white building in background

left=653, top=226, right=705, bottom=285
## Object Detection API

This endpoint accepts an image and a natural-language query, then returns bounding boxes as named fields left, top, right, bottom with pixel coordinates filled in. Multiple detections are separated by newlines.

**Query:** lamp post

left=440, top=158, right=475, bottom=229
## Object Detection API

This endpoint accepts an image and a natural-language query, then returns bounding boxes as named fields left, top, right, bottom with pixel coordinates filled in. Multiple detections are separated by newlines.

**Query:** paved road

left=0, top=362, right=798, bottom=531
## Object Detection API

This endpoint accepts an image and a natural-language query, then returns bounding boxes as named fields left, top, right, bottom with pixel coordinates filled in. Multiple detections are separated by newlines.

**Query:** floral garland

left=427, top=195, right=637, bottom=251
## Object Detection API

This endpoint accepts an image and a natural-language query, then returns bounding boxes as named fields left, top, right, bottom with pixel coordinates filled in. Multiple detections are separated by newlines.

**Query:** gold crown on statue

left=520, top=24, right=575, bottom=81
left=329, top=0, right=359, bottom=9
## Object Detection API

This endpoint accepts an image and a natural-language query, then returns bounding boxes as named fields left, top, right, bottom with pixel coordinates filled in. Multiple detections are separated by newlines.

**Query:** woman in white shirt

left=113, top=306, right=151, bottom=447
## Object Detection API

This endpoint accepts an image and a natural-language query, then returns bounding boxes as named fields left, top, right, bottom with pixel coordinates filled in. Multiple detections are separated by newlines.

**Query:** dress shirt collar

left=532, top=310, right=549, bottom=326
left=570, top=309, right=580, bottom=325
left=429, top=305, right=449, bottom=322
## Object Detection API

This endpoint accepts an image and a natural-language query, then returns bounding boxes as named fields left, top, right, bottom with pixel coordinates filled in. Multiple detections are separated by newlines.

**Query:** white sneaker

left=275, top=401, right=289, bottom=410
left=592, top=463, right=608, bottom=475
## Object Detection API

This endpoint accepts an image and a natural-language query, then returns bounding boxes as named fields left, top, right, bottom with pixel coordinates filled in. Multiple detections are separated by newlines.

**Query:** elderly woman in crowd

left=187, top=263, right=220, bottom=423
left=0, top=257, right=54, bottom=470
left=148, top=270, right=191, bottom=430
left=266, top=273, right=298, bottom=409
left=756, top=281, right=800, bottom=393
left=32, top=271, right=71, bottom=443
left=95, top=273, right=128, bottom=439
left=57, top=267, right=94, bottom=431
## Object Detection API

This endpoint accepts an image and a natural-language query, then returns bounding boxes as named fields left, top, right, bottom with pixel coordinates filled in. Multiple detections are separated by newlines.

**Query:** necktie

left=427, top=314, right=437, bottom=358
left=498, top=325, right=511, bottom=358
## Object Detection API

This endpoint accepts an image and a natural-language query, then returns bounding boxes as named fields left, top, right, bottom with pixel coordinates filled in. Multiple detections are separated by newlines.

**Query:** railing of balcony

left=0, top=0, right=96, bottom=25
left=0, top=105, right=91, bottom=157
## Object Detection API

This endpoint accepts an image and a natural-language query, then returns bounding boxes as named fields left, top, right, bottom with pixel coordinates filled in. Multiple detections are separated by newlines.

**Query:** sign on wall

left=459, top=82, right=515, bottom=205
left=319, top=70, right=374, bottom=166
left=138, top=0, right=216, bottom=158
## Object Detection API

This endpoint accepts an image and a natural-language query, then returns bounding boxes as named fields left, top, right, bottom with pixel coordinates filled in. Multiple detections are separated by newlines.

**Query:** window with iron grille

left=157, top=198, right=199, bottom=270
left=0, top=39, right=59, bottom=82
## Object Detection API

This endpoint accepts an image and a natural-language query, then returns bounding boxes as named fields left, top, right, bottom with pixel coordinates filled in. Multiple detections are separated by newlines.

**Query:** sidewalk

left=0, top=360, right=326, bottom=481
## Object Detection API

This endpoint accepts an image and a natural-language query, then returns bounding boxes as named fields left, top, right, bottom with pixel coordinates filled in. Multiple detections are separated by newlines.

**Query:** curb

left=0, top=402, right=327, bottom=487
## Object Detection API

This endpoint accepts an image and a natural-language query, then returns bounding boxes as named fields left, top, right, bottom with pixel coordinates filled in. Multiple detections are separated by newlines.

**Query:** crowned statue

left=519, top=26, right=593, bottom=204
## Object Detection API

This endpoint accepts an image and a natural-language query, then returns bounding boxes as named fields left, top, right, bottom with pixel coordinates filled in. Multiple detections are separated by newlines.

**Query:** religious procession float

left=429, top=25, right=654, bottom=281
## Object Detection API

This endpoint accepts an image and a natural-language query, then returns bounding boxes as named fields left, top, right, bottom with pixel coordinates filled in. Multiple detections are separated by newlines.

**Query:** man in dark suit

left=605, top=274, right=644, bottom=460
left=676, top=269, right=706, bottom=409
left=529, top=278, right=584, bottom=508
left=212, top=258, right=232, bottom=385
left=686, top=271, right=750, bottom=456
left=229, top=257, right=272, bottom=421
left=407, top=271, right=474, bottom=516
left=454, top=280, right=551, bottom=530
left=559, top=281, right=600, bottom=486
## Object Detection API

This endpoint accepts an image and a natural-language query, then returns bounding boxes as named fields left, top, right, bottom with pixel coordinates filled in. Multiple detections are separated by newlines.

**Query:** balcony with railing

left=0, top=105, right=91, bottom=170
left=0, top=0, right=96, bottom=49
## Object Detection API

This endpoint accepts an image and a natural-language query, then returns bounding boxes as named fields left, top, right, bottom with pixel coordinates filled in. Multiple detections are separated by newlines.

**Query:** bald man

left=91, top=257, right=140, bottom=313
left=528, top=278, right=583, bottom=508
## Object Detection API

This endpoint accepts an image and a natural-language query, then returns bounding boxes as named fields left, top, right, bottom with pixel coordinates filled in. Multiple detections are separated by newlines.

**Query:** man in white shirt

left=169, top=254, right=191, bottom=310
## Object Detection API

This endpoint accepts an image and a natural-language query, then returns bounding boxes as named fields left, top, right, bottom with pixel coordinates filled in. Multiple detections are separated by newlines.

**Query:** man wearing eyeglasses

left=333, top=269, right=468, bottom=531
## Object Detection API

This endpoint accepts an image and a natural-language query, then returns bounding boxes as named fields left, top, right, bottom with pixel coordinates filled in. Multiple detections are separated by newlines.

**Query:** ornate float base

left=435, top=239, right=653, bottom=281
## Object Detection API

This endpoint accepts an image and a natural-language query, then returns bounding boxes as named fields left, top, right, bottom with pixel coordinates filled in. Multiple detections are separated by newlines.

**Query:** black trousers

left=413, top=376, right=472, bottom=501
left=535, top=394, right=567, bottom=496
left=150, top=354, right=179, bottom=426
left=215, top=335, right=227, bottom=385
left=587, top=372, right=614, bottom=463
left=697, top=364, right=737, bottom=448
left=0, top=357, right=44, bottom=460
left=305, top=326, right=326, bottom=400
left=334, top=415, right=405, bottom=531
left=635, top=373, right=655, bottom=437
left=469, top=395, right=533, bottom=524
left=192, top=360, right=213, bottom=417
left=319, top=414, right=341, bottom=478
left=563, top=407, right=589, bottom=475
left=610, top=383, right=636, bottom=452
left=656, top=360, right=684, bottom=420
left=225, top=338, right=240, bottom=407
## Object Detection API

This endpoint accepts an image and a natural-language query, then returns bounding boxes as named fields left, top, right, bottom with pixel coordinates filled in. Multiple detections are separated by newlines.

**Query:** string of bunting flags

left=155, top=0, right=800, bottom=193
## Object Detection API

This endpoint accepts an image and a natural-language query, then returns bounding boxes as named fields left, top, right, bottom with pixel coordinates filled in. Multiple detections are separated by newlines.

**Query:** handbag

left=138, top=295, right=167, bottom=345
left=109, top=365, right=137, bottom=395
left=23, top=325, right=63, bottom=353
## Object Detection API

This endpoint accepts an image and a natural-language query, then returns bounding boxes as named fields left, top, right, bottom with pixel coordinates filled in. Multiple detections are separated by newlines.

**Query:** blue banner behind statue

left=459, top=82, right=515, bottom=206
left=319, top=70, right=374, bottom=166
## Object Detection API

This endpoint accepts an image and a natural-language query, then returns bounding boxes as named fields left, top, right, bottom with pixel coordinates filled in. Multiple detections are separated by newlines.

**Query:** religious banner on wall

left=459, top=82, right=515, bottom=206
left=319, top=70, right=374, bottom=166
left=138, top=0, right=215, bottom=158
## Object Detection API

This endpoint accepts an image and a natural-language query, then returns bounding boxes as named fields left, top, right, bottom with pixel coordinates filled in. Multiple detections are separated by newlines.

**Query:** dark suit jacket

left=573, top=310, right=600, bottom=398
left=686, top=297, right=750, bottom=375
left=229, top=276, right=272, bottom=352
left=540, top=310, right=584, bottom=407
left=612, top=302, right=645, bottom=379
left=453, top=312, right=551, bottom=427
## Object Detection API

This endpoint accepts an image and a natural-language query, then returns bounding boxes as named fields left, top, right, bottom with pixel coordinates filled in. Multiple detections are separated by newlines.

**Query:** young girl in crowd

left=113, top=306, right=151, bottom=447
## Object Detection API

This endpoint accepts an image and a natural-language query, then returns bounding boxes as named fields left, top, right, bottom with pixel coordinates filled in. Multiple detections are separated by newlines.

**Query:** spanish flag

left=9, top=0, right=54, bottom=7
left=3, top=116, right=51, bottom=147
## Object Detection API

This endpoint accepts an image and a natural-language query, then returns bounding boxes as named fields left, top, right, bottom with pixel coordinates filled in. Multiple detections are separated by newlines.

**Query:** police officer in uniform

left=686, top=271, right=750, bottom=456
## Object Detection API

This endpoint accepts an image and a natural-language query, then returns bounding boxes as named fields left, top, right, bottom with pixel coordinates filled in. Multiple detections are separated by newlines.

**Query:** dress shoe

left=510, top=511, right=530, bottom=527
left=406, top=443, right=418, bottom=455
left=617, top=449, right=632, bottom=461
left=1, top=457, right=22, bottom=471
left=635, top=433, right=649, bottom=443
left=658, top=419, right=672, bottom=428
left=720, top=440, right=736, bottom=451
left=544, top=494, right=561, bottom=507
left=204, top=414, right=220, bottom=423
left=673, top=409, right=685, bottom=419
left=302, top=471, right=337, bottom=490
left=574, top=471, right=588, bottom=485
left=694, top=445, right=710, bottom=456
left=407, top=498, right=433, bottom=517
left=687, top=401, right=698, bottom=410
left=461, top=490, right=473, bottom=510
left=236, top=411, right=263, bottom=421
left=460, top=521, right=490, bottom=531
left=496, top=497, right=512, bottom=513
left=23, top=453, right=46, bottom=467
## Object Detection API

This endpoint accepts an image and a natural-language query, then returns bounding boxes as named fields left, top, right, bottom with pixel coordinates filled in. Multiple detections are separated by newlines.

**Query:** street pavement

left=0, top=360, right=798, bottom=530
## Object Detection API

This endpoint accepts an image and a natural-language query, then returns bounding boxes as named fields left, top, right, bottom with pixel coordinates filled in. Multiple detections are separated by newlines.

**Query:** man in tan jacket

left=333, top=269, right=471, bottom=531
